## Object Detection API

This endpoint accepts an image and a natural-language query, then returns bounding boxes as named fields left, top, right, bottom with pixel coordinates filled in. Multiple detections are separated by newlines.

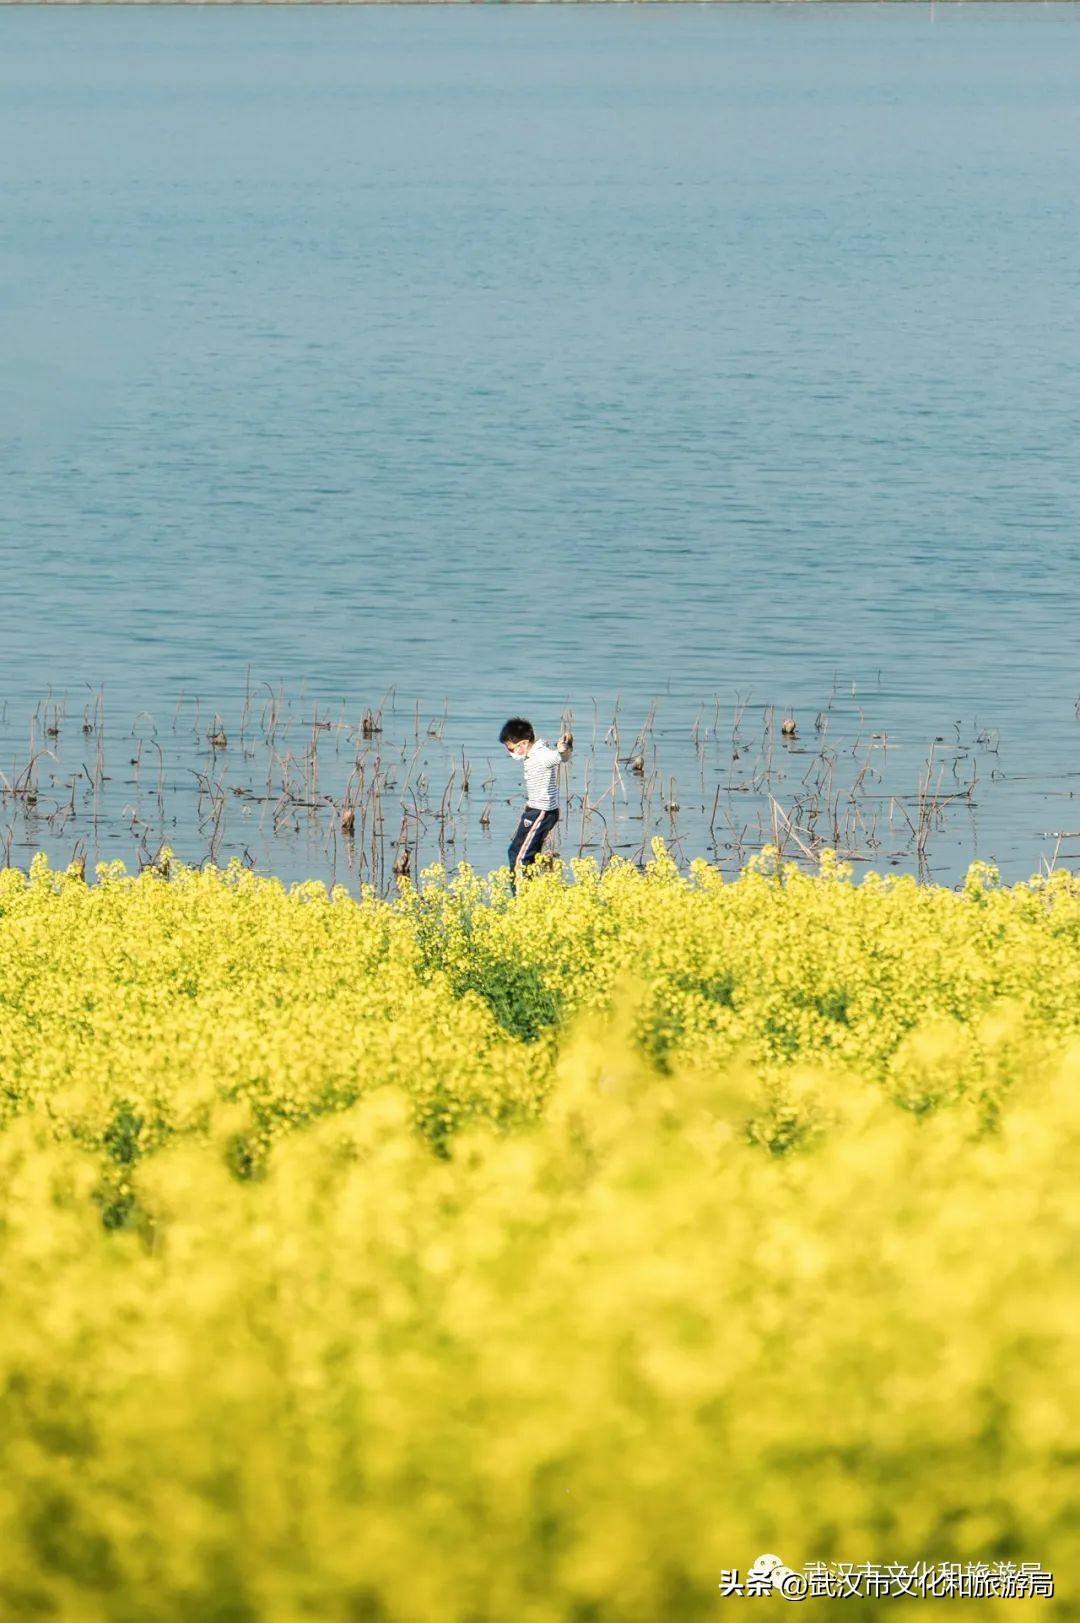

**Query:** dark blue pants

left=509, top=806, right=559, bottom=889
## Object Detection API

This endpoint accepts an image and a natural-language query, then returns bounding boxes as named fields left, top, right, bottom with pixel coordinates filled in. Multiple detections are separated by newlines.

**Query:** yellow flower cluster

left=0, top=845, right=1077, bottom=1618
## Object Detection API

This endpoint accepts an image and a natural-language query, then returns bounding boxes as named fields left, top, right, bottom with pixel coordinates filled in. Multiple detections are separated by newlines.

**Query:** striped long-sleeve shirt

left=522, top=739, right=563, bottom=810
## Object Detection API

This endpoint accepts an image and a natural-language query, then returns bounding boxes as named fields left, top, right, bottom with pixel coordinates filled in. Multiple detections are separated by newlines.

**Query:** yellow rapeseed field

left=0, top=844, right=1077, bottom=1620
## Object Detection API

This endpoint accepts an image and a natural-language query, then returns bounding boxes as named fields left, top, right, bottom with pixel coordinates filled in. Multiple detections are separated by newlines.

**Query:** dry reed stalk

left=708, top=783, right=722, bottom=845
left=916, top=744, right=945, bottom=863
left=437, top=771, right=456, bottom=866
left=239, top=666, right=253, bottom=748
left=392, top=812, right=410, bottom=881
left=603, top=695, right=622, bottom=755
left=578, top=759, right=592, bottom=854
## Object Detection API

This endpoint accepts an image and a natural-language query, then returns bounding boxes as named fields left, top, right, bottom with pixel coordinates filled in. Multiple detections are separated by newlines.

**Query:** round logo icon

left=747, top=1554, right=809, bottom=1601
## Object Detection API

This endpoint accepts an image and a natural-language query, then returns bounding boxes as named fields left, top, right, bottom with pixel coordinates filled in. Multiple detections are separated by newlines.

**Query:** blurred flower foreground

left=1, top=844, right=1077, bottom=1620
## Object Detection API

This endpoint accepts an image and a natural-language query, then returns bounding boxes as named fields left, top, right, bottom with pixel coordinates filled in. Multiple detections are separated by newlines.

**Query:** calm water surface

left=2, top=5, right=1078, bottom=883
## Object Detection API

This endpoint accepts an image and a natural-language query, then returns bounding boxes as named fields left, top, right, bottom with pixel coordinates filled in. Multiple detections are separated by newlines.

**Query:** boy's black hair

left=499, top=717, right=535, bottom=746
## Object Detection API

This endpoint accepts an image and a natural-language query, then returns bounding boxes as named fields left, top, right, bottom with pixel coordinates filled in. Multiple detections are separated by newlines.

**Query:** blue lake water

left=2, top=4, right=1078, bottom=886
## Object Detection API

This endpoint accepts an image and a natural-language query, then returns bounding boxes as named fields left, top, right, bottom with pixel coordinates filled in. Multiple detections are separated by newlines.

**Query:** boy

left=499, top=717, right=572, bottom=890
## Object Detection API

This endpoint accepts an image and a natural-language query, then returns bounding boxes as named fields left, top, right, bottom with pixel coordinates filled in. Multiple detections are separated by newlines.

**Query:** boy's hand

left=557, top=731, right=573, bottom=755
